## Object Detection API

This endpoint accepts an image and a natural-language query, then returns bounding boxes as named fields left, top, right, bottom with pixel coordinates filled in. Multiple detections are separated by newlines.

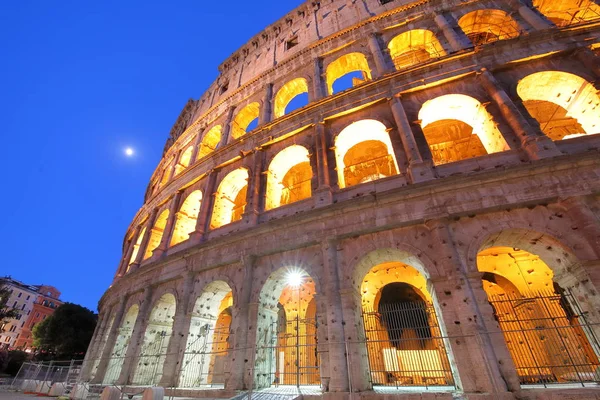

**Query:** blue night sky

left=0, top=0, right=302, bottom=312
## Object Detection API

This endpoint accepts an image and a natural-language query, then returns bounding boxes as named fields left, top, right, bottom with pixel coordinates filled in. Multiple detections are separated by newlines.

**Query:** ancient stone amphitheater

left=81, top=0, right=600, bottom=398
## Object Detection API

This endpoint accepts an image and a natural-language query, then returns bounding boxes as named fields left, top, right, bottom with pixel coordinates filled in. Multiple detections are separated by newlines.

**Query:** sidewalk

left=0, top=392, right=43, bottom=400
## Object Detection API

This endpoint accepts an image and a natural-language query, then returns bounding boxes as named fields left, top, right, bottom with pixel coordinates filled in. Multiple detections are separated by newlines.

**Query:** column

left=259, top=84, right=273, bottom=126
left=189, top=126, right=206, bottom=164
left=313, top=293, right=331, bottom=391
left=128, top=209, right=158, bottom=273
left=312, top=58, right=326, bottom=100
left=153, top=192, right=183, bottom=257
left=222, top=106, right=237, bottom=146
left=434, top=13, right=471, bottom=52
left=92, top=301, right=128, bottom=384
left=389, top=96, right=435, bottom=183
left=575, top=47, right=600, bottom=78
left=242, top=149, right=264, bottom=225
left=226, top=256, right=254, bottom=390
left=190, top=171, right=218, bottom=241
left=428, top=221, right=521, bottom=393
left=562, top=197, right=600, bottom=258
left=478, top=68, right=561, bottom=160
left=513, top=0, right=554, bottom=30
left=80, top=310, right=109, bottom=381
left=159, top=272, right=195, bottom=387
left=314, top=120, right=333, bottom=206
left=367, top=32, right=390, bottom=77
left=113, top=232, right=136, bottom=281
left=117, top=287, right=154, bottom=385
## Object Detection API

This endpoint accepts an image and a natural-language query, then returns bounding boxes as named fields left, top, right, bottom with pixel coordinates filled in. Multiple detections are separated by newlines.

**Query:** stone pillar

left=389, top=96, right=434, bottom=183
left=562, top=197, right=600, bottom=258
left=367, top=32, right=390, bottom=77
left=259, top=84, right=273, bottom=126
left=428, top=221, right=522, bottom=393
left=222, top=107, right=237, bottom=145
left=92, top=301, right=128, bottom=384
left=80, top=310, right=109, bottom=381
left=114, top=229, right=138, bottom=281
left=153, top=192, right=183, bottom=258
left=513, top=0, right=554, bottom=30
left=190, top=172, right=218, bottom=241
left=129, top=209, right=159, bottom=273
left=312, top=58, right=326, bottom=100
left=478, top=68, right=561, bottom=160
left=189, top=126, right=206, bottom=164
left=159, top=273, right=195, bottom=387
left=313, top=293, right=331, bottom=390
left=117, top=288, right=154, bottom=385
left=314, top=121, right=333, bottom=206
left=575, top=47, right=600, bottom=78
left=434, top=13, right=471, bottom=52
left=226, top=256, right=255, bottom=390
left=242, top=150, right=264, bottom=226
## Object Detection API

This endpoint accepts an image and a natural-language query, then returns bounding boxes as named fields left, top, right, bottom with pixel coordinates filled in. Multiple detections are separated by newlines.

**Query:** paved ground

left=0, top=391, right=42, bottom=400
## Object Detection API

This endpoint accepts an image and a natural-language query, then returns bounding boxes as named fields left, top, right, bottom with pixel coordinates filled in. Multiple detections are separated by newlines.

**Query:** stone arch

left=458, top=9, right=521, bottom=46
left=144, top=209, right=170, bottom=260
left=231, top=103, right=260, bottom=140
left=198, top=125, right=222, bottom=160
left=102, top=304, right=140, bottom=384
left=274, top=78, right=309, bottom=118
left=175, top=145, right=194, bottom=176
left=170, top=190, right=203, bottom=246
left=418, top=94, right=510, bottom=165
left=131, top=292, right=177, bottom=385
left=533, top=0, right=600, bottom=27
left=159, top=156, right=176, bottom=187
left=334, top=119, right=400, bottom=189
left=326, top=52, right=373, bottom=95
left=265, top=145, right=313, bottom=210
left=517, top=71, right=600, bottom=140
left=387, top=29, right=446, bottom=70
left=210, top=168, right=249, bottom=229
left=126, top=227, right=146, bottom=271
left=179, top=280, right=234, bottom=388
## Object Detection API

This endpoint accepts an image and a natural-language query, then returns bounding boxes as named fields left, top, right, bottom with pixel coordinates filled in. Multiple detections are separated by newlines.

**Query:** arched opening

left=131, top=293, right=177, bottom=385
left=458, top=9, right=521, bottom=46
left=418, top=94, right=509, bottom=165
left=231, top=103, right=260, bottom=140
left=210, top=168, right=249, bottom=229
left=326, top=53, right=372, bottom=95
left=179, top=281, right=233, bottom=388
left=126, top=227, right=146, bottom=272
left=265, top=145, right=313, bottom=210
left=254, top=268, right=320, bottom=388
left=103, top=305, right=139, bottom=384
left=361, top=262, right=455, bottom=388
left=159, top=157, right=175, bottom=187
left=170, top=190, right=203, bottom=246
left=477, top=238, right=600, bottom=385
left=533, top=0, right=600, bottom=27
left=274, top=78, right=309, bottom=118
left=388, top=29, right=446, bottom=70
left=334, top=120, right=399, bottom=189
left=175, top=145, right=194, bottom=176
left=198, top=125, right=222, bottom=160
left=143, top=210, right=170, bottom=260
left=517, top=71, right=600, bottom=140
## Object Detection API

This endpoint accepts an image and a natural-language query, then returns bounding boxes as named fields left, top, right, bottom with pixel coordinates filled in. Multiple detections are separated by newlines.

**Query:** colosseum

left=79, top=0, right=600, bottom=398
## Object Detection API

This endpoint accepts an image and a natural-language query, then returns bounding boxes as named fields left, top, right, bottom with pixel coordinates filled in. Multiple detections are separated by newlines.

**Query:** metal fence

left=9, top=360, right=82, bottom=395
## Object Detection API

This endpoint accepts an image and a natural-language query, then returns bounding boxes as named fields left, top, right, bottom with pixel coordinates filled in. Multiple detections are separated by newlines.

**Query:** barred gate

left=131, top=330, right=172, bottom=386
left=488, top=289, right=600, bottom=385
left=362, top=302, right=455, bottom=388
left=274, top=316, right=320, bottom=386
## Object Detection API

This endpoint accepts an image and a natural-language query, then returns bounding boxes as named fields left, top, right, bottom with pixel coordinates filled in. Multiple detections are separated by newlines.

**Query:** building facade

left=82, top=0, right=600, bottom=398
left=0, top=277, right=61, bottom=351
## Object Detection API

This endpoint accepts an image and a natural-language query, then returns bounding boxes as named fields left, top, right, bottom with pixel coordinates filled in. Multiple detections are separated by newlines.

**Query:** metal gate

left=488, top=289, right=600, bottom=385
left=131, top=330, right=172, bottom=386
left=362, top=302, right=455, bottom=388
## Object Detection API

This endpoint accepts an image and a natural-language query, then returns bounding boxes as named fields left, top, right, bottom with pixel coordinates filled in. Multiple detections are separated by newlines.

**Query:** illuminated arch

left=517, top=71, right=600, bottom=140
left=334, top=119, right=399, bottom=188
left=170, top=190, right=203, bottom=246
left=175, top=145, right=194, bottom=176
left=418, top=94, right=509, bottom=165
left=274, top=78, right=309, bottom=118
left=210, top=168, right=249, bottom=229
left=388, top=29, right=446, bottom=70
left=159, top=156, right=175, bottom=187
left=132, top=293, right=177, bottom=385
left=143, top=209, right=170, bottom=259
left=103, top=304, right=139, bottom=384
left=231, top=103, right=260, bottom=140
left=326, top=53, right=372, bottom=95
left=265, top=145, right=313, bottom=210
left=458, top=9, right=521, bottom=46
left=198, top=125, right=222, bottom=160
left=126, top=227, right=146, bottom=272
left=533, top=0, right=600, bottom=26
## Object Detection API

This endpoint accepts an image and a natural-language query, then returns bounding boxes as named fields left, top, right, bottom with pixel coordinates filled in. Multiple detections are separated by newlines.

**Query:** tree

left=0, top=286, right=18, bottom=327
left=33, top=303, right=97, bottom=359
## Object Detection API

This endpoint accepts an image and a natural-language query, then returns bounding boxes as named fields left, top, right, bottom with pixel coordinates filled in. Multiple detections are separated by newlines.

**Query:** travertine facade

left=82, top=0, right=600, bottom=398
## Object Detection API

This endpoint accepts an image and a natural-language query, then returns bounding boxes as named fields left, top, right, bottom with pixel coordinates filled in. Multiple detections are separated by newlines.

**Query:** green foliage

left=3, top=350, right=29, bottom=376
left=32, top=303, right=97, bottom=359
left=0, top=286, right=19, bottom=326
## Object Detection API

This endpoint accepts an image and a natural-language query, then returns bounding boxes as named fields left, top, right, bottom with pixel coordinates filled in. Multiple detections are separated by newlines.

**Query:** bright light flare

left=125, top=147, right=134, bottom=156
left=286, top=269, right=304, bottom=287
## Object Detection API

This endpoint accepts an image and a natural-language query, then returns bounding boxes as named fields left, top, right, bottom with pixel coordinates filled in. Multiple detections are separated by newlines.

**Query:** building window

left=26, top=295, right=30, bottom=300
left=21, top=304, right=25, bottom=310
left=285, top=36, right=299, bottom=50
left=5, top=337, right=9, bottom=342
left=43, top=315, right=47, bottom=320
left=12, top=301, right=17, bottom=308
left=21, top=322, right=24, bottom=328
left=17, top=292, right=22, bottom=298
left=35, top=312, right=39, bottom=318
